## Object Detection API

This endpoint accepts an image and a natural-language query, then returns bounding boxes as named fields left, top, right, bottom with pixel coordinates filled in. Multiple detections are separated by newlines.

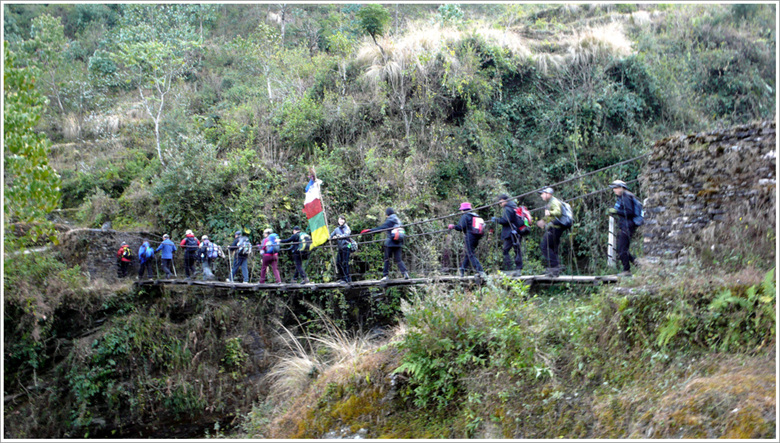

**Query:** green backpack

left=298, top=233, right=313, bottom=259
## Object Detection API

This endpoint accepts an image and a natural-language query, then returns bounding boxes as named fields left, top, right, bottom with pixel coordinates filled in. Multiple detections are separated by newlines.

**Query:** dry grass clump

left=264, top=304, right=382, bottom=403
left=355, top=20, right=632, bottom=83
left=532, top=22, right=633, bottom=74
left=566, top=22, right=633, bottom=66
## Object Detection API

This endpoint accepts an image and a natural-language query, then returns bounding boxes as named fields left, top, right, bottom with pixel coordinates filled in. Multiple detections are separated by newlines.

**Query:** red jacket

left=117, top=245, right=132, bottom=262
left=180, top=234, right=201, bottom=255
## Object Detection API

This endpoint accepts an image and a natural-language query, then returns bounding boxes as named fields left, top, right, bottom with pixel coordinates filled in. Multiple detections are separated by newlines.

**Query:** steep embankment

left=249, top=268, right=775, bottom=439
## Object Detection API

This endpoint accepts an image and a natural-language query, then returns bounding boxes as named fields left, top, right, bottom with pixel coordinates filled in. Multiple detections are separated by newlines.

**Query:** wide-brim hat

left=459, top=202, right=472, bottom=211
left=538, top=187, right=554, bottom=195
left=609, top=180, right=628, bottom=189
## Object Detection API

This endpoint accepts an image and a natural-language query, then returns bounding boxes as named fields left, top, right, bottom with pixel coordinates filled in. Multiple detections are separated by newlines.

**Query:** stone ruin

left=640, top=120, right=776, bottom=265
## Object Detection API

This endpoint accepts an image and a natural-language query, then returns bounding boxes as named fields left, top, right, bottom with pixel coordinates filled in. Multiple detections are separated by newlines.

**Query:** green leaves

left=3, top=43, right=61, bottom=247
left=356, top=4, right=390, bottom=40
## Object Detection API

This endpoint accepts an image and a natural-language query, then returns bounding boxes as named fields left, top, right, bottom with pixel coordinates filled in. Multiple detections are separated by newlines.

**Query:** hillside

left=3, top=3, right=776, bottom=438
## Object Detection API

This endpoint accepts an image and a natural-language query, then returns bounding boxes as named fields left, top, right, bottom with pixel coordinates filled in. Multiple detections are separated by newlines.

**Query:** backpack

left=207, top=241, right=219, bottom=259
left=348, top=238, right=359, bottom=252
left=470, top=213, right=486, bottom=236
left=555, top=201, right=574, bottom=229
left=632, top=195, right=644, bottom=227
left=391, top=227, right=405, bottom=241
left=298, top=233, right=313, bottom=258
left=264, top=234, right=280, bottom=254
left=237, top=236, right=252, bottom=257
left=514, top=206, right=533, bottom=235
left=122, top=246, right=132, bottom=260
left=143, top=245, right=154, bottom=259
left=184, top=236, right=198, bottom=255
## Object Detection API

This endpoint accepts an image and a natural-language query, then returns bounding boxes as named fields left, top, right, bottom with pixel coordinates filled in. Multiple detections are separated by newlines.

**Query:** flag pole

left=309, top=167, right=338, bottom=282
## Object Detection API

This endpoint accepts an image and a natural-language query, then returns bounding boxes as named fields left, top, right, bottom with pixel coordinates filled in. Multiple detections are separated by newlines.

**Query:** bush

left=395, top=276, right=537, bottom=410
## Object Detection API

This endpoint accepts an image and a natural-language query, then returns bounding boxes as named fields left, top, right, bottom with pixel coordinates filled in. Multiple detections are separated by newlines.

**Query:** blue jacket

left=614, top=191, right=638, bottom=230
left=369, top=214, right=403, bottom=247
left=155, top=239, right=177, bottom=259
left=330, top=225, right=352, bottom=250
left=453, top=212, right=482, bottom=242
left=494, top=200, right=520, bottom=240
left=138, top=242, right=154, bottom=264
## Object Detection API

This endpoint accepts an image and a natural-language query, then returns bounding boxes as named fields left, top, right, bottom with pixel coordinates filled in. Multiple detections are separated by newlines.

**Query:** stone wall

left=57, top=228, right=159, bottom=282
left=640, top=120, right=776, bottom=264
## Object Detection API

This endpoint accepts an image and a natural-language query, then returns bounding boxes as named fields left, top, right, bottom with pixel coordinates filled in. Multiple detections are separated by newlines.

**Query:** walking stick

left=250, top=247, right=257, bottom=283
left=172, top=254, right=178, bottom=278
left=227, top=246, right=233, bottom=282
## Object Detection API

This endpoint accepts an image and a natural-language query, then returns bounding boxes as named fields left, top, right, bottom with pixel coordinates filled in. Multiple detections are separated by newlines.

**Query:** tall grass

left=264, top=303, right=381, bottom=401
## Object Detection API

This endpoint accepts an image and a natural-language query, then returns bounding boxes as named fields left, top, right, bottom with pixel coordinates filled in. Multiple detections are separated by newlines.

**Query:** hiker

left=258, top=228, right=282, bottom=283
left=197, top=235, right=217, bottom=281
left=537, top=187, right=571, bottom=277
left=116, top=241, right=132, bottom=278
left=280, top=226, right=311, bottom=284
left=448, top=202, right=488, bottom=279
left=229, top=231, right=250, bottom=283
left=608, top=179, right=642, bottom=277
left=491, top=193, right=524, bottom=275
left=137, top=240, right=155, bottom=280
left=155, top=234, right=177, bottom=279
left=360, top=208, right=409, bottom=281
left=330, top=216, right=353, bottom=283
left=180, top=230, right=200, bottom=279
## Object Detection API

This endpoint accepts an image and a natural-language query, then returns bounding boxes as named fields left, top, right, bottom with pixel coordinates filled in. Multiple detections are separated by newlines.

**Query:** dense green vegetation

left=3, top=3, right=775, bottom=438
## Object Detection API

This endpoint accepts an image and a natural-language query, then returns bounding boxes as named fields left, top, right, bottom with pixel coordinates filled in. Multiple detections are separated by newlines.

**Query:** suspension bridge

left=134, top=273, right=620, bottom=292
left=123, top=153, right=650, bottom=291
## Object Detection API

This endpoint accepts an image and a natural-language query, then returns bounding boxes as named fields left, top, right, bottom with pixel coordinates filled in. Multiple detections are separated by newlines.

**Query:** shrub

left=394, top=277, right=537, bottom=410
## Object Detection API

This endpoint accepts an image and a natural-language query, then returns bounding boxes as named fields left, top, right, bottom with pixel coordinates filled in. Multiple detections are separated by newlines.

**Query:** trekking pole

left=172, top=255, right=178, bottom=279
left=227, top=247, right=233, bottom=282
left=250, top=247, right=257, bottom=282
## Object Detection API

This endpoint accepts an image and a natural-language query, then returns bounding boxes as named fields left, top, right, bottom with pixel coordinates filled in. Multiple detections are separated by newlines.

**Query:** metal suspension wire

left=136, top=177, right=640, bottom=252
left=125, top=156, right=648, bottom=269
left=321, top=153, right=650, bottom=242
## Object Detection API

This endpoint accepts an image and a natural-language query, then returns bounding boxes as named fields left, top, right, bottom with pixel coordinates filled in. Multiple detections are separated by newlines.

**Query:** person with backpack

left=197, top=235, right=218, bottom=281
left=180, top=230, right=201, bottom=280
left=280, top=226, right=311, bottom=284
left=116, top=241, right=133, bottom=278
left=258, top=228, right=282, bottom=283
left=229, top=231, right=250, bottom=283
left=491, top=194, right=524, bottom=275
left=537, top=187, right=572, bottom=278
left=448, top=202, right=488, bottom=280
left=137, top=240, right=155, bottom=280
left=155, top=234, right=177, bottom=279
left=360, top=208, right=410, bottom=281
left=608, top=179, right=642, bottom=277
left=330, top=216, right=354, bottom=284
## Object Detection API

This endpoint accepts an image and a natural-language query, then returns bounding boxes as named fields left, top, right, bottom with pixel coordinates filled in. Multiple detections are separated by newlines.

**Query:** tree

left=24, top=14, right=67, bottom=114
left=111, top=4, right=201, bottom=166
left=3, top=43, right=61, bottom=246
left=357, top=3, right=390, bottom=60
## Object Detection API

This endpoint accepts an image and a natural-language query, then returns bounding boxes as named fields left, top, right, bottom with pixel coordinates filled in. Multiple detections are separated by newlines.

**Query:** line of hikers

left=117, top=179, right=643, bottom=282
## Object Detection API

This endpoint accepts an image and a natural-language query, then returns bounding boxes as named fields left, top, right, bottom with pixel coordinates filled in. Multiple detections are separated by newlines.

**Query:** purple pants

left=259, top=254, right=281, bottom=283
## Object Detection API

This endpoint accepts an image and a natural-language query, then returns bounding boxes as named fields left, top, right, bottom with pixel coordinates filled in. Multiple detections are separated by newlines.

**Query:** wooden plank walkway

left=134, top=274, right=619, bottom=291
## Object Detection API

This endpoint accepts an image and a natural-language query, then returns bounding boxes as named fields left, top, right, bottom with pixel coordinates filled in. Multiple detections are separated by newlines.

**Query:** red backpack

left=514, top=206, right=533, bottom=234
left=470, top=213, right=486, bottom=236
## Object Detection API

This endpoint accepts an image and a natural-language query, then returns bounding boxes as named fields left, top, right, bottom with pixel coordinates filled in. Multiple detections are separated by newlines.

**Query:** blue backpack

left=632, top=195, right=644, bottom=226
left=265, top=234, right=280, bottom=254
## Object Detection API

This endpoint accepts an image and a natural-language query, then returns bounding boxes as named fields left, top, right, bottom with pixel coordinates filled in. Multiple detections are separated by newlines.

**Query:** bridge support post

left=607, top=216, right=615, bottom=268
